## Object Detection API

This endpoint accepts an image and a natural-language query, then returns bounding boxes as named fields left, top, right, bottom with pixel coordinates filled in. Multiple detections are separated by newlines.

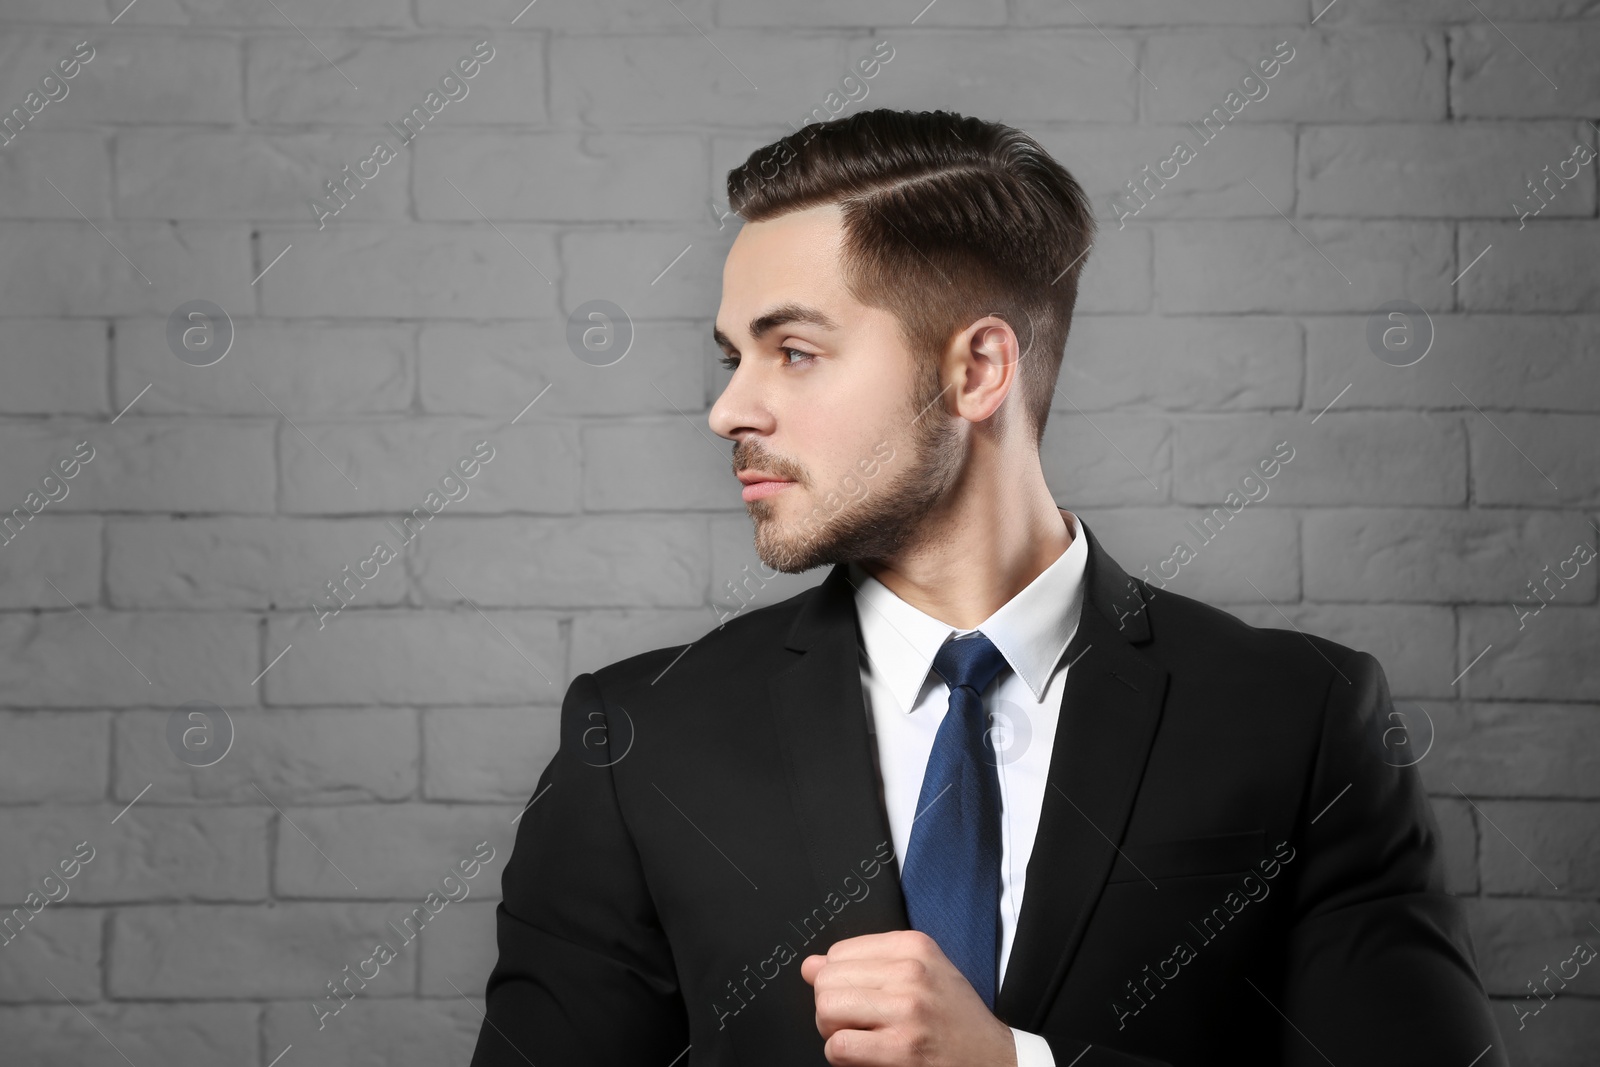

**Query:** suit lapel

left=767, top=519, right=1167, bottom=1032
left=995, top=520, right=1168, bottom=1029
left=769, top=565, right=910, bottom=939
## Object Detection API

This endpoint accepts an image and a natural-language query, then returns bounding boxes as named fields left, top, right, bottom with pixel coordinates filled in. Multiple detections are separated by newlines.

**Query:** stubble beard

left=748, top=373, right=966, bottom=574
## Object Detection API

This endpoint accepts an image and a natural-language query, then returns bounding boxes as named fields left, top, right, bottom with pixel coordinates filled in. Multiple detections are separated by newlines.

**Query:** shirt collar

left=846, top=509, right=1089, bottom=713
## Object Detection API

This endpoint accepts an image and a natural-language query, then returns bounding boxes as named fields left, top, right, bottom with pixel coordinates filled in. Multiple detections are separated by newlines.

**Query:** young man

left=470, top=109, right=1504, bottom=1066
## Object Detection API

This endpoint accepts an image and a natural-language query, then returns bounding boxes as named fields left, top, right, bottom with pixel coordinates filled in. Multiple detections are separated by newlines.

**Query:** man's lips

left=740, top=478, right=796, bottom=502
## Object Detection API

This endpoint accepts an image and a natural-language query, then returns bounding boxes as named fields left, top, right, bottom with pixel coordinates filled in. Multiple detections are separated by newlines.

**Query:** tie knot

left=930, top=631, right=1009, bottom=697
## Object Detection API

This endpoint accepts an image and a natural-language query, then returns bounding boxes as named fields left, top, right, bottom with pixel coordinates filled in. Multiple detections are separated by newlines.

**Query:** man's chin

left=751, top=519, right=829, bottom=575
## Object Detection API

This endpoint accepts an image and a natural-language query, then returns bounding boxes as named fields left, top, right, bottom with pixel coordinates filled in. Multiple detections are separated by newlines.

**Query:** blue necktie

left=899, top=631, right=1010, bottom=1009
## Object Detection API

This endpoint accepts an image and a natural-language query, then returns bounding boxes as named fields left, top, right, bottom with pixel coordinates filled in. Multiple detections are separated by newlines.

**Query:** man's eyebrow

left=713, top=303, right=838, bottom=350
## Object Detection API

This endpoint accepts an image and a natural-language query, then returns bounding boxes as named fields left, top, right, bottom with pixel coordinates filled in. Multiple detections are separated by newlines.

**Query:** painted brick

left=1466, top=896, right=1600, bottom=998
left=1303, top=509, right=1592, bottom=602
left=1477, top=800, right=1600, bottom=897
left=1323, top=0, right=1600, bottom=19
left=246, top=34, right=544, bottom=124
left=1459, top=222, right=1600, bottom=312
left=0, top=319, right=107, bottom=415
left=416, top=898, right=498, bottom=998
left=1174, top=414, right=1466, bottom=506
left=114, top=707, right=419, bottom=804
left=411, top=515, right=708, bottom=607
left=562, top=228, right=735, bottom=321
left=422, top=707, right=559, bottom=802
left=0, top=223, right=251, bottom=316
left=720, top=0, right=1005, bottom=27
left=1468, top=414, right=1600, bottom=506
left=0, top=515, right=101, bottom=608
left=551, top=34, right=900, bottom=128
left=1450, top=23, right=1600, bottom=118
left=274, top=804, right=511, bottom=899
left=1020, top=0, right=1300, bottom=22
left=258, top=224, right=560, bottom=318
left=853, top=32, right=1140, bottom=124
left=1037, top=123, right=1297, bottom=223
left=0, top=0, right=122, bottom=20
left=1146, top=29, right=1447, bottom=123
left=0, top=907, right=102, bottom=1002
left=0, top=131, right=109, bottom=219
left=0, top=31, right=242, bottom=124
left=0, top=610, right=258, bottom=708
left=113, top=318, right=413, bottom=416
left=1459, top=606, right=1600, bottom=702
left=419, top=320, right=706, bottom=417
left=1074, top=226, right=1153, bottom=314
left=1040, top=414, right=1171, bottom=507
left=1305, top=314, right=1600, bottom=413
left=1059, top=316, right=1301, bottom=411
left=107, top=517, right=411, bottom=610
left=1084, top=505, right=1300, bottom=603
left=0, top=710, right=108, bottom=802
left=0, top=418, right=276, bottom=514
left=278, top=420, right=579, bottom=514
left=0, top=806, right=267, bottom=903
left=117, top=0, right=411, bottom=26
left=115, top=131, right=411, bottom=222
left=1421, top=703, right=1600, bottom=800
left=0, top=1003, right=257, bottom=1064
left=1497, top=996, right=1600, bottom=1067
left=263, top=609, right=564, bottom=706
left=1155, top=221, right=1456, bottom=313
left=110, top=903, right=418, bottom=998
left=418, top=0, right=712, bottom=29
left=1432, top=796, right=1478, bottom=895
left=0, top=0, right=409, bottom=25
left=263, top=997, right=484, bottom=1066
left=415, top=134, right=705, bottom=222
left=583, top=417, right=739, bottom=511
left=1299, top=122, right=1595, bottom=217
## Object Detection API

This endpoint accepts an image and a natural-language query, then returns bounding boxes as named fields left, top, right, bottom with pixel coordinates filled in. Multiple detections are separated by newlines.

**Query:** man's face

left=710, top=203, right=964, bottom=574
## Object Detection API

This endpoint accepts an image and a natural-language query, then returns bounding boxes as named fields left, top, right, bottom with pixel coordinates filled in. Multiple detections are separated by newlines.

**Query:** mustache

left=732, top=442, right=805, bottom=484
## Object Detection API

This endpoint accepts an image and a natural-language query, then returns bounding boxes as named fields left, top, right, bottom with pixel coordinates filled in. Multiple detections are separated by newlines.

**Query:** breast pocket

left=1104, top=829, right=1266, bottom=884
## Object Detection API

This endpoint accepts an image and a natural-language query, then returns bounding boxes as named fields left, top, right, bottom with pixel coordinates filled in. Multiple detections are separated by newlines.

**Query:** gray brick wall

left=0, top=1, right=1595, bottom=1063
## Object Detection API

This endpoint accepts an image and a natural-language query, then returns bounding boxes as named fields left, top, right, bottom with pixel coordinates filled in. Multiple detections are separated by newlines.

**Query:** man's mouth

left=737, top=470, right=798, bottom=503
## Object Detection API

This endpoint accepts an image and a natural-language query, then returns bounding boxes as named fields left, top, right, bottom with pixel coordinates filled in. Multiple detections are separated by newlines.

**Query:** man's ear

left=947, top=315, right=1021, bottom=425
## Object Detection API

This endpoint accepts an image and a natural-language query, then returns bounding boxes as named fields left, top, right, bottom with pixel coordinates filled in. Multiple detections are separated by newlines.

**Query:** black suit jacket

left=471, top=518, right=1505, bottom=1066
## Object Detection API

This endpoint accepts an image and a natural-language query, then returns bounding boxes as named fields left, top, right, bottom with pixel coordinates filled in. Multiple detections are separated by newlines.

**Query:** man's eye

left=718, top=349, right=812, bottom=371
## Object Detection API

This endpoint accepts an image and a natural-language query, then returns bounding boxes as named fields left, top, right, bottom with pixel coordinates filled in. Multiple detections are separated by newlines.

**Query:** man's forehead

left=718, top=207, right=851, bottom=343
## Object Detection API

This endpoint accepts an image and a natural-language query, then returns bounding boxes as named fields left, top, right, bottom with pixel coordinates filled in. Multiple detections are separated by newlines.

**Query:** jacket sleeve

left=1275, top=648, right=1505, bottom=1065
left=1039, top=1037, right=1173, bottom=1065
left=469, top=672, right=689, bottom=1065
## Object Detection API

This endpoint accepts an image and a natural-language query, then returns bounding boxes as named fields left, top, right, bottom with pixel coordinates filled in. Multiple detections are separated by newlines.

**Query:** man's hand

left=800, top=930, right=1018, bottom=1067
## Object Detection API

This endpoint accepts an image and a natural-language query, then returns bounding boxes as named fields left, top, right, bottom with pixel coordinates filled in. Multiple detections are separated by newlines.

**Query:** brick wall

left=0, top=0, right=1596, bottom=1063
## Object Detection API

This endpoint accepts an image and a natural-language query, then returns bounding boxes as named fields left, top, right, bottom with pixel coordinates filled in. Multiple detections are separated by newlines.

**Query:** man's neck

left=856, top=476, right=1073, bottom=631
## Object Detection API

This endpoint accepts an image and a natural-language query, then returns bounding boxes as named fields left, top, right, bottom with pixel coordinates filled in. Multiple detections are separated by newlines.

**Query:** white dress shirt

left=846, top=508, right=1087, bottom=1067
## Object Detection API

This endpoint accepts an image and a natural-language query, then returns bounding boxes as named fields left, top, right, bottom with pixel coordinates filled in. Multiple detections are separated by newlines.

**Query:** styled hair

left=726, top=108, right=1096, bottom=447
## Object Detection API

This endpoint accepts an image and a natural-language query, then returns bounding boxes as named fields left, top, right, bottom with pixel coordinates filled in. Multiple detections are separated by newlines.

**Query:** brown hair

left=727, top=108, right=1096, bottom=447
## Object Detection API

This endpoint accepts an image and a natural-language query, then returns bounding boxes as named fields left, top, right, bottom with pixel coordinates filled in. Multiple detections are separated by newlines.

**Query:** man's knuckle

left=898, top=958, right=927, bottom=986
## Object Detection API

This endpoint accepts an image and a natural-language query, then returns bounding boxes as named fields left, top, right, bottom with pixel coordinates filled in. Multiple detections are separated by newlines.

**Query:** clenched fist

left=801, top=930, right=1018, bottom=1066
